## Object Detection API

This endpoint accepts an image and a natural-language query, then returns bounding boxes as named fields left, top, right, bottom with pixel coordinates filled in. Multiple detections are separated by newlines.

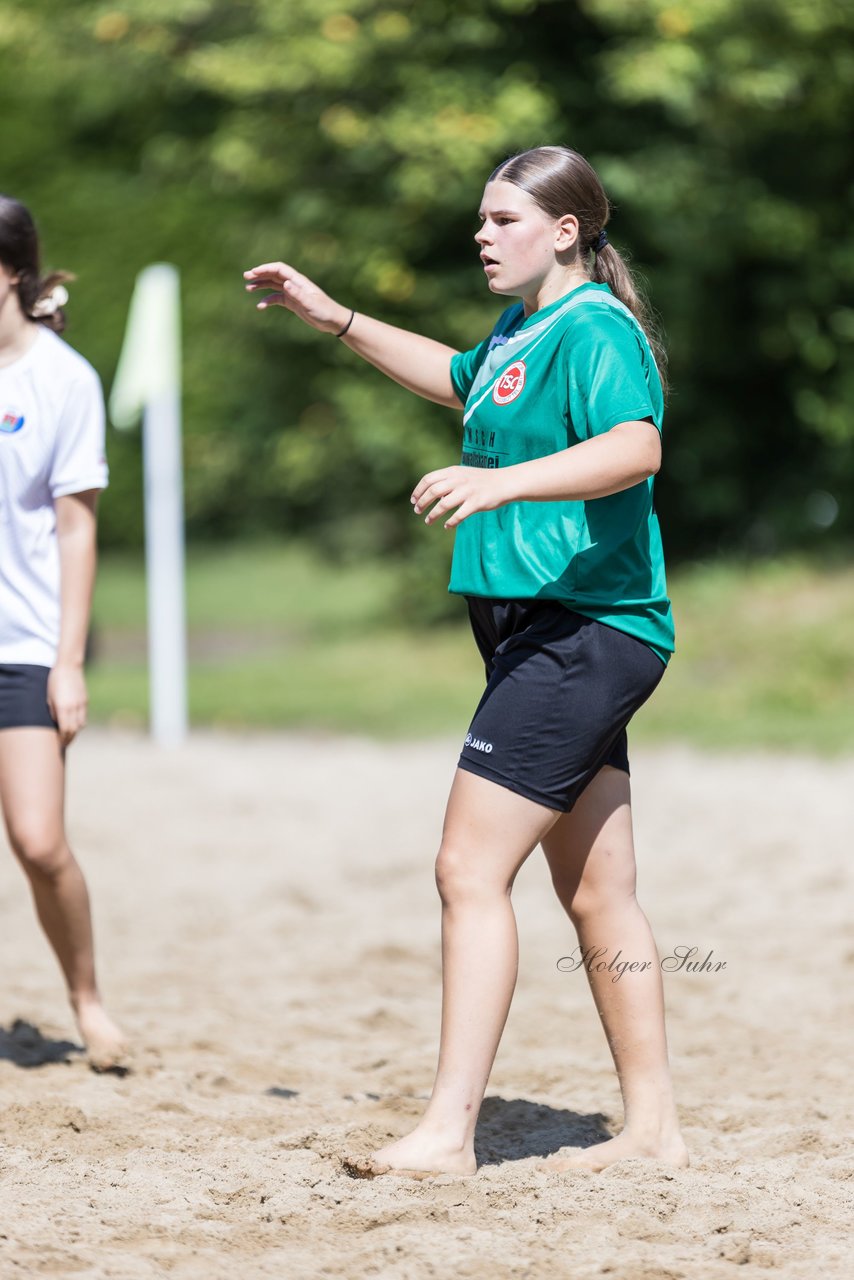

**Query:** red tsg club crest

left=492, top=360, right=527, bottom=405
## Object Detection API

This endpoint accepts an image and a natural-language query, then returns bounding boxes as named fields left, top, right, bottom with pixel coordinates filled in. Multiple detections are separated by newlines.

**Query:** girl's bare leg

left=0, top=728, right=127, bottom=1069
left=352, top=769, right=560, bottom=1177
left=542, top=765, right=688, bottom=1170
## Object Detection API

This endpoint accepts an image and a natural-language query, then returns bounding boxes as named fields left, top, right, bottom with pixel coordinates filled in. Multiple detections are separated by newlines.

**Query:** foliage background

left=2, top=0, right=852, bottom=596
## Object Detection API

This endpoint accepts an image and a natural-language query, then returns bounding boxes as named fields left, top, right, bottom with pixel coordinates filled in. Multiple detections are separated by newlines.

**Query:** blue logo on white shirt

left=1, top=411, right=25, bottom=434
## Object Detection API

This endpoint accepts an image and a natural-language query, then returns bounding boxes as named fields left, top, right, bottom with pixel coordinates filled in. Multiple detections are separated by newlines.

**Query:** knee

left=8, top=825, right=70, bottom=879
left=434, top=843, right=509, bottom=906
left=554, top=859, right=637, bottom=927
left=565, top=888, right=608, bottom=927
left=566, top=881, right=637, bottom=926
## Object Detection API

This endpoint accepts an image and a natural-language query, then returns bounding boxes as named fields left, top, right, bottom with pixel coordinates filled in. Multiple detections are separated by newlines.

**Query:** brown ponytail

left=489, top=147, right=668, bottom=394
left=0, top=195, right=73, bottom=334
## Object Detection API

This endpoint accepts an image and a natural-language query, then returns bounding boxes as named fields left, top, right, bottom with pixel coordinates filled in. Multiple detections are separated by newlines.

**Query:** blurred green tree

left=580, top=0, right=854, bottom=556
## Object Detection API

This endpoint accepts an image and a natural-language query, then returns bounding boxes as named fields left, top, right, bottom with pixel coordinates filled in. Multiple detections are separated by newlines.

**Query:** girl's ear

left=555, top=214, right=580, bottom=252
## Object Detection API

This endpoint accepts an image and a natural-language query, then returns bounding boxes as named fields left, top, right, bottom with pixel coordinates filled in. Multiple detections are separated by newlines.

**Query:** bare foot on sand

left=343, top=1130, right=477, bottom=1180
left=72, top=998, right=130, bottom=1072
left=544, top=1129, right=689, bottom=1173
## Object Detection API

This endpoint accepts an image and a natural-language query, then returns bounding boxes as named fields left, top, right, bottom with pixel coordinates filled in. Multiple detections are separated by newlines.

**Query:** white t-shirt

left=0, top=326, right=108, bottom=667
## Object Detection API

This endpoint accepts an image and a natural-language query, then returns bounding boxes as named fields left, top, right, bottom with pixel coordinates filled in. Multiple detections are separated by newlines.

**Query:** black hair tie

left=335, top=308, right=356, bottom=338
left=591, top=229, right=608, bottom=254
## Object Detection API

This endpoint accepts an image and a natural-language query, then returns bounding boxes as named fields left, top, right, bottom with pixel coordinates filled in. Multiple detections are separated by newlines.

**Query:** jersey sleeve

left=449, top=304, right=524, bottom=404
left=562, top=310, right=662, bottom=439
left=450, top=333, right=494, bottom=404
left=49, top=366, right=109, bottom=498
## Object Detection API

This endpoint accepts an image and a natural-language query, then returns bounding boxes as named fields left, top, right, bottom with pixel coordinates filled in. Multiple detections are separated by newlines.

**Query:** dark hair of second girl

left=0, top=195, right=73, bottom=335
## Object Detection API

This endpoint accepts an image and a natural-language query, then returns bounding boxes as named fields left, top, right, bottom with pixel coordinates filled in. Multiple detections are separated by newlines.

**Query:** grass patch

left=88, top=544, right=854, bottom=751
left=90, top=543, right=481, bottom=737
left=634, top=556, right=854, bottom=751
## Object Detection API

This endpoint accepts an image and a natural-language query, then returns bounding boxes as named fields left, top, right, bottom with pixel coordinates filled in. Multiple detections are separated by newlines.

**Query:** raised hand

left=244, top=261, right=462, bottom=409
left=243, top=262, right=350, bottom=334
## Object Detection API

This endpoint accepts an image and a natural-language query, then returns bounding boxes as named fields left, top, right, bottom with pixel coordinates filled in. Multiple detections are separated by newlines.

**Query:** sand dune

left=1, top=731, right=852, bottom=1278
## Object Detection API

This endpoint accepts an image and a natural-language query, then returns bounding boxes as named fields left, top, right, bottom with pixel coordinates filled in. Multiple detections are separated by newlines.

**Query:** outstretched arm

left=244, top=261, right=462, bottom=409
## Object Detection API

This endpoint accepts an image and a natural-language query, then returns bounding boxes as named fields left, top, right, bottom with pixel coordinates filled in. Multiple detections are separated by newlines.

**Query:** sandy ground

left=0, top=730, right=852, bottom=1279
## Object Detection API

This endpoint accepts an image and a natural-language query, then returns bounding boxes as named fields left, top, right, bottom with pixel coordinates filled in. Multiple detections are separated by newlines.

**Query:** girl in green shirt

left=245, top=145, right=688, bottom=1179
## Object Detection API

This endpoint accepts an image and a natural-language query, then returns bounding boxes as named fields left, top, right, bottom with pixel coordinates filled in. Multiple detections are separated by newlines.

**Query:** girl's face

left=475, top=179, right=580, bottom=302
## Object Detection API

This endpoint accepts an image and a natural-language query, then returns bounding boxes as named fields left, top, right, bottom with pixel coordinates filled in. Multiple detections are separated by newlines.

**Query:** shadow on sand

left=474, top=1096, right=613, bottom=1166
left=0, top=1019, right=83, bottom=1068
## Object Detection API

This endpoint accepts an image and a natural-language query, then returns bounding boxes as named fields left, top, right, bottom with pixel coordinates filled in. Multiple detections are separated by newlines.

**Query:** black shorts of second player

left=458, top=598, right=665, bottom=813
left=0, top=664, right=57, bottom=731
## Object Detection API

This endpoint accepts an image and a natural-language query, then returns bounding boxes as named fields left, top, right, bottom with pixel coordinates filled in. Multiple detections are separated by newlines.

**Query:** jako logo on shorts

left=1, top=411, right=25, bottom=434
left=465, top=733, right=493, bottom=754
left=492, top=361, right=526, bottom=406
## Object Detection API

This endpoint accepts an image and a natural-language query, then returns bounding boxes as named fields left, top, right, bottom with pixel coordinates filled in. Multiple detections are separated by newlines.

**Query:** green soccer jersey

left=448, top=281, right=675, bottom=665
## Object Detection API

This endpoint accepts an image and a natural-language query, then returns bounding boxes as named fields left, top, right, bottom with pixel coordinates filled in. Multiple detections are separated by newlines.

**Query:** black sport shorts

left=457, top=598, right=665, bottom=813
left=0, top=664, right=57, bottom=731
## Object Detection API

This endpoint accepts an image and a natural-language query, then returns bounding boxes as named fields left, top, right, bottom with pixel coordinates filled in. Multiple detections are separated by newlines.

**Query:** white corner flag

left=109, top=263, right=187, bottom=747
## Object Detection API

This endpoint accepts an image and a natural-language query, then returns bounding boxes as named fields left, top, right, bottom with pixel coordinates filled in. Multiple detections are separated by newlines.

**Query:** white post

left=143, top=389, right=187, bottom=745
left=110, top=264, right=187, bottom=746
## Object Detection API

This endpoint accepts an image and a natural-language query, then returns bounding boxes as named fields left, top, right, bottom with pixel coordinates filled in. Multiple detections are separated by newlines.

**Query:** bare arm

left=411, top=421, right=661, bottom=528
left=243, top=261, right=462, bottom=409
left=504, top=420, right=661, bottom=503
left=50, top=490, right=99, bottom=745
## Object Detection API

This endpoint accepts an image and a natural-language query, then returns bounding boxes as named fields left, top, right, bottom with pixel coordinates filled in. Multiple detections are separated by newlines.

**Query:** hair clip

left=31, top=284, right=69, bottom=317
